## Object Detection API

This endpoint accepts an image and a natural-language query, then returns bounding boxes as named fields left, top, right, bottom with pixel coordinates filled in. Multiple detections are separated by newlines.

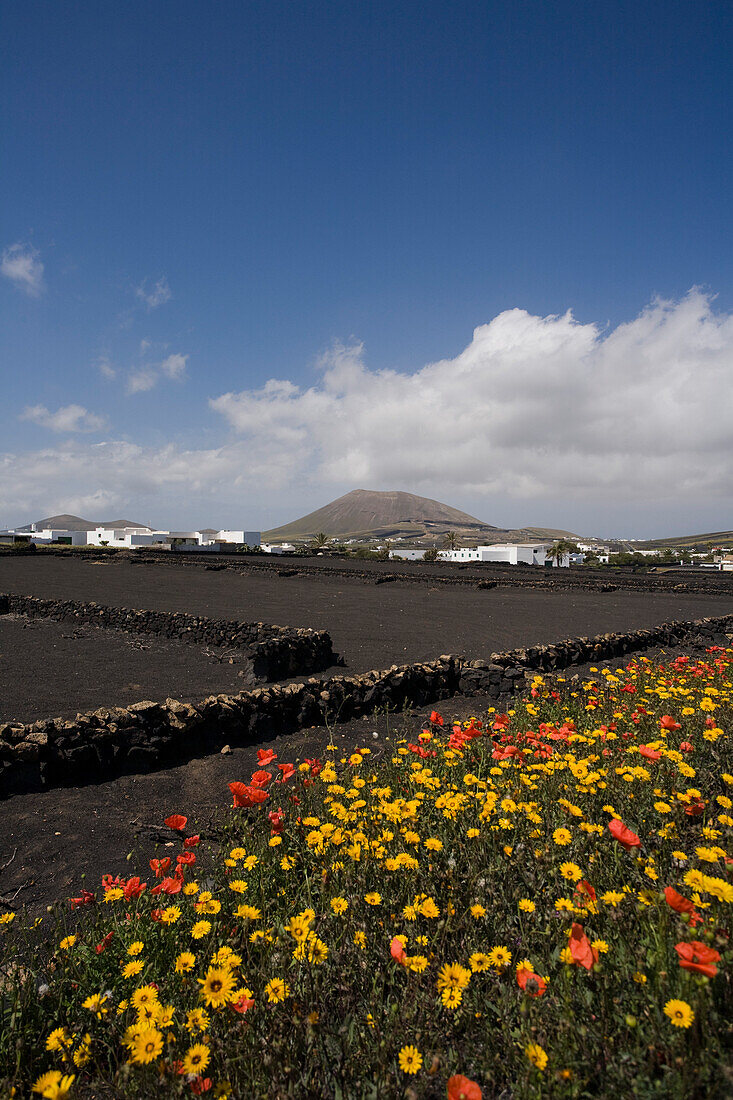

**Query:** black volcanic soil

left=1, top=556, right=732, bottom=695
left=0, top=552, right=731, bottom=916
left=0, top=614, right=249, bottom=722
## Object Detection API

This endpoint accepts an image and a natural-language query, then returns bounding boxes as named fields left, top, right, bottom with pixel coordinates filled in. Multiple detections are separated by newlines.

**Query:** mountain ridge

left=17, top=514, right=151, bottom=532
left=263, top=489, right=577, bottom=544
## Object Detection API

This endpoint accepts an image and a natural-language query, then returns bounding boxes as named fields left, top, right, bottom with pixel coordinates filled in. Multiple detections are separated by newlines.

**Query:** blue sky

left=2, top=1, right=732, bottom=537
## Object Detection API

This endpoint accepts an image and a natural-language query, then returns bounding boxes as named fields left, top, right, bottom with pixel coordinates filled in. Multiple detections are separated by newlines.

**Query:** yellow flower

left=365, top=892, right=382, bottom=906
left=418, top=896, right=440, bottom=918
left=519, top=898, right=536, bottom=913
left=122, top=960, right=144, bottom=979
left=82, top=992, right=110, bottom=1017
left=632, top=971, right=647, bottom=984
left=470, top=904, right=486, bottom=918
left=553, top=828, right=572, bottom=846
left=398, top=1045, right=423, bottom=1074
left=235, top=904, right=262, bottom=919
left=45, top=1027, right=71, bottom=1053
left=601, top=890, right=625, bottom=907
left=131, top=985, right=159, bottom=1011
left=127, top=940, right=144, bottom=956
left=487, top=946, right=512, bottom=969
left=560, top=862, right=582, bottom=882
left=228, top=879, right=248, bottom=894
left=526, top=1042, right=548, bottom=1071
left=265, top=978, right=289, bottom=1003
left=175, top=951, right=196, bottom=973
left=354, top=930, right=366, bottom=949
left=436, top=962, right=471, bottom=990
left=664, top=999, right=694, bottom=1028
left=185, top=1008, right=210, bottom=1034
left=128, top=1027, right=163, bottom=1065
left=59, top=935, right=76, bottom=950
left=161, top=906, right=181, bottom=924
left=181, top=1042, right=211, bottom=1076
left=191, top=920, right=212, bottom=939
left=198, top=965, right=237, bottom=1009
left=469, top=952, right=491, bottom=972
left=330, top=897, right=349, bottom=914
left=424, top=838, right=443, bottom=851
left=32, top=1071, right=76, bottom=1098
left=441, top=986, right=463, bottom=1009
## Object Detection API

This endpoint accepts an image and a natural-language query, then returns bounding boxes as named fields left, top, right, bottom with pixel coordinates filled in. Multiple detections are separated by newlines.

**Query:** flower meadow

left=1, top=652, right=732, bottom=1100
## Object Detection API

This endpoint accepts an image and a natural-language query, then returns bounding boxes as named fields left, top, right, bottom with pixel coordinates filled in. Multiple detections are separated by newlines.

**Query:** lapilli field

left=1, top=652, right=732, bottom=1099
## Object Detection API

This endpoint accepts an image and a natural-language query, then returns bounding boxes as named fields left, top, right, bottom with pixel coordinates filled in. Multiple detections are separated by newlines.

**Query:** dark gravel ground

left=0, top=552, right=731, bottom=918
left=1, top=555, right=731, bottom=694
left=0, top=614, right=249, bottom=722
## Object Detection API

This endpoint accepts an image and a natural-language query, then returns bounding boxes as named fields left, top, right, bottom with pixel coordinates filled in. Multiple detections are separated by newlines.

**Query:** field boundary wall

left=1, top=612, right=732, bottom=798
left=0, top=593, right=337, bottom=683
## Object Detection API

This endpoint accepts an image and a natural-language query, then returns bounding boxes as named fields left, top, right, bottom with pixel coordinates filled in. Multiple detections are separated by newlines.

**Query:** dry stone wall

left=0, top=593, right=337, bottom=682
left=2, top=613, right=732, bottom=799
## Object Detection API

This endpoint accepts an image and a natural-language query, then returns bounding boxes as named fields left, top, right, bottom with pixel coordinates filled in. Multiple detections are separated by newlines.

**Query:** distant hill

left=18, top=514, right=151, bottom=532
left=633, top=530, right=733, bottom=551
left=263, top=489, right=577, bottom=545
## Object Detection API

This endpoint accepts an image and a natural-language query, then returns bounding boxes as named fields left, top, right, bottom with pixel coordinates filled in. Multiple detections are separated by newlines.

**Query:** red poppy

left=447, top=1076, right=482, bottom=1100
left=675, top=941, right=721, bottom=978
left=569, top=923, right=597, bottom=970
left=277, top=762, right=296, bottom=782
left=664, top=887, right=701, bottom=926
left=229, top=781, right=269, bottom=808
left=95, top=932, right=114, bottom=953
left=164, top=814, right=188, bottom=831
left=176, top=852, right=196, bottom=867
left=429, top=710, right=444, bottom=726
left=390, top=937, right=407, bottom=965
left=608, top=818, right=641, bottom=851
left=516, top=965, right=546, bottom=996
left=250, top=769, right=273, bottom=787
left=152, top=876, right=182, bottom=897
left=191, top=1078, right=212, bottom=1095
left=183, top=834, right=200, bottom=848
left=122, top=877, right=146, bottom=900
left=639, top=745, right=661, bottom=761
left=305, top=757, right=323, bottom=776
left=660, top=715, right=681, bottom=731
left=573, top=880, right=597, bottom=906
left=684, top=796, right=706, bottom=817
left=70, top=889, right=95, bottom=909
left=268, top=808, right=285, bottom=835
left=149, top=857, right=171, bottom=878
left=257, top=748, right=277, bottom=766
left=679, top=741, right=693, bottom=753
left=230, top=995, right=255, bottom=1014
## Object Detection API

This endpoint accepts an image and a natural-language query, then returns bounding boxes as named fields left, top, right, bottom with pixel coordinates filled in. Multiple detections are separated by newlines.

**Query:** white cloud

left=135, top=276, right=172, bottom=309
left=161, top=353, right=187, bottom=380
left=126, top=353, right=188, bottom=393
left=98, top=357, right=116, bottom=380
left=3, top=291, right=733, bottom=535
left=210, top=290, right=733, bottom=505
left=1, top=243, right=45, bottom=297
left=20, top=404, right=106, bottom=433
left=127, top=368, right=158, bottom=394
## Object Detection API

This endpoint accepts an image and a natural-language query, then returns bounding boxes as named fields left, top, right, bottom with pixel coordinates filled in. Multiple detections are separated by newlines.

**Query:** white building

left=391, top=543, right=570, bottom=567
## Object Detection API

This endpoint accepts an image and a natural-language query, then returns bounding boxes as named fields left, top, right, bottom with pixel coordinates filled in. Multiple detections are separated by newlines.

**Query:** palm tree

left=310, top=532, right=329, bottom=549
left=547, top=539, right=577, bottom=566
left=442, top=530, right=459, bottom=551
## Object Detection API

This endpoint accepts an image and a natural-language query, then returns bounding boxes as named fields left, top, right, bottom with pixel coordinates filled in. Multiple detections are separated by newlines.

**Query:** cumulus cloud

left=210, top=290, right=733, bottom=504
left=3, top=291, right=733, bottom=533
left=135, top=276, right=172, bottom=309
left=20, top=404, right=106, bottom=433
left=161, top=353, right=187, bottom=380
left=127, top=368, right=158, bottom=394
left=98, top=357, right=116, bottom=380
left=1, top=243, right=45, bottom=296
